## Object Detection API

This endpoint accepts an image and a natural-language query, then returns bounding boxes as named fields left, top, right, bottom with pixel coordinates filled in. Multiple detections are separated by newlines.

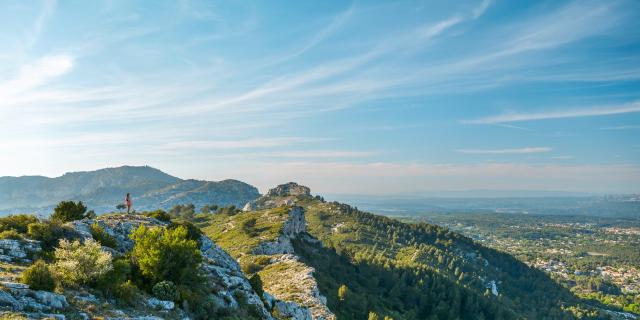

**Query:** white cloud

left=420, top=16, right=463, bottom=39
left=465, top=101, right=640, bottom=124
left=154, top=137, right=319, bottom=150
left=601, top=124, right=640, bottom=130
left=472, top=0, right=492, bottom=19
left=0, top=54, right=73, bottom=100
left=456, top=147, right=552, bottom=154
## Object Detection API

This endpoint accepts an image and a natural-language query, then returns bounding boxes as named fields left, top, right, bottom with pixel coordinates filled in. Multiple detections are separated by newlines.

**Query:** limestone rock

left=0, top=239, right=40, bottom=263
left=253, top=207, right=306, bottom=255
left=0, top=289, right=20, bottom=309
left=272, top=300, right=313, bottom=320
left=267, top=182, right=311, bottom=197
left=33, top=291, right=69, bottom=310
left=147, top=297, right=174, bottom=310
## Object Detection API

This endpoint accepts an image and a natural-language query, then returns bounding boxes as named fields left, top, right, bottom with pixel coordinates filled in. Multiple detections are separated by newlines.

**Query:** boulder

left=33, top=291, right=69, bottom=309
left=147, top=297, right=174, bottom=310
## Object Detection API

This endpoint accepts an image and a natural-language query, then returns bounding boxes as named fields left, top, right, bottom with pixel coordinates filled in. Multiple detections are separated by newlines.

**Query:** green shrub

left=53, top=239, right=113, bottom=287
left=115, top=280, right=140, bottom=306
left=217, top=205, right=239, bottom=215
left=191, top=296, right=226, bottom=320
left=167, top=221, right=202, bottom=244
left=21, top=260, right=56, bottom=291
left=0, top=214, right=38, bottom=234
left=143, top=210, right=171, bottom=222
left=249, top=274, right=264, bottom=297
left=253, top=256, right=272, bottom=266
left=152, top=280, right=179, bottom=301
left=0, top=229, right=23, bottom=240
left=241, top=261, right=262, bottom=275
left=241, top=218, right=257, bottom=236
left=51, top=201, right=89, bottom=222
left=27, top=221, right=79, bottom=253
left=129, top=225, right=201, bottom=285
left=95, top=258, right=132, bottom=296
left=89, top=223, right=118, bottom=248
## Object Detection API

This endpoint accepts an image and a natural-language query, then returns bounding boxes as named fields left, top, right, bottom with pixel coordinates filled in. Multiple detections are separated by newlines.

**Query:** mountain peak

left=267, top=182, right=311, bottom=197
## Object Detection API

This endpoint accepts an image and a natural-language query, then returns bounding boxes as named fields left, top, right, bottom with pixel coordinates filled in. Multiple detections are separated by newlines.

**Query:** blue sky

left=1, top=0, right=639, bottom=194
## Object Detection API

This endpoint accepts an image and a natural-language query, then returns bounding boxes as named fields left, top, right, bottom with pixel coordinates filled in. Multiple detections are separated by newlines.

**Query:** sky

left=1, top=0, right=639, bottom=194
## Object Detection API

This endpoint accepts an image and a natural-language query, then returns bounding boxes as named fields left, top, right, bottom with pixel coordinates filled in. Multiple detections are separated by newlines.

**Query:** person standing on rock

left=125, top=193, right=132, bottom=214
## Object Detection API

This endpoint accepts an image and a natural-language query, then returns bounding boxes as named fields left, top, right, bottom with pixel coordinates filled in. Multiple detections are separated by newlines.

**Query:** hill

left=0, top=166, right=260, bottom=215
left=0, top=181, right=633, bottom=319
left=199, top=183, right=619, bottom=320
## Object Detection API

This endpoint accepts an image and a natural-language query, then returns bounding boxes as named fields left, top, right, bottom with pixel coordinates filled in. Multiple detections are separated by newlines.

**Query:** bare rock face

left=0, top=239, right=40, bottom=263
left=251, top=207, right=336, bottom=320
left=253, top=207, right=306, bottom=255
left=267, top=183, right=311, bottom=197
left=0, top=284, right=69, bottom=313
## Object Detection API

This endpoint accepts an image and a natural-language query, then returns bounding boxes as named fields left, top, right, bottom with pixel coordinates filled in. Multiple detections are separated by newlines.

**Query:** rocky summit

left=266, top=183, right=311, bottom=198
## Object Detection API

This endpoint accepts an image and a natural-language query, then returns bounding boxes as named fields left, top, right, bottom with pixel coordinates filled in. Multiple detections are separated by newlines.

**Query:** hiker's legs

left=127, top=205, right=131, bottom=214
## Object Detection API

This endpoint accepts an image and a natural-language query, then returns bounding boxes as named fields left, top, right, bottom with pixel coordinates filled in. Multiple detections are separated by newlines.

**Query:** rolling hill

left=0, top=166, right=260, bottom=215
left=198, top=182, right=613, bottom=319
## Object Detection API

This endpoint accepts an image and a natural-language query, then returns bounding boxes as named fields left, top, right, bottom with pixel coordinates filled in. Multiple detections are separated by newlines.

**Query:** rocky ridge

left=241, top=184, right=335, bottom=320
left=0, top=214, right=273, bottom=319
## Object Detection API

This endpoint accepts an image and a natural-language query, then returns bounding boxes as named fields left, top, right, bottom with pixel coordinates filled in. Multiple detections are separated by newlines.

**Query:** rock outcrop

left=69, top=214, right=273, bottom=319
left=248, top=203, right=336, bottom=320
left=0, top=239, right=40, bottom=263
left=260, top=255, right=335, bottom=320
left=245, top=182, right=317, bottom=211
left=267, top=183, right=311, bottom=197
left=253, top=206, right=306, bottom=255
left=0, top=281, right=69, bottom=313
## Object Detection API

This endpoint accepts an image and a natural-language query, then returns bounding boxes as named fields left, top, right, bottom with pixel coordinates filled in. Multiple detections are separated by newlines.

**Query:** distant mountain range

left=0, top=166, right=260, bottom=215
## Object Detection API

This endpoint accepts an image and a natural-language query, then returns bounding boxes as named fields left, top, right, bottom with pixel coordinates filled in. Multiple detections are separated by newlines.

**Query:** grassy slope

left=200, top=198, right=601, bottom=319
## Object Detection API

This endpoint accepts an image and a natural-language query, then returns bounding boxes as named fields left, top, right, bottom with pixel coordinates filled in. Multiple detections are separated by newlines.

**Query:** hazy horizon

left=1, top=0, right=639, bottom=194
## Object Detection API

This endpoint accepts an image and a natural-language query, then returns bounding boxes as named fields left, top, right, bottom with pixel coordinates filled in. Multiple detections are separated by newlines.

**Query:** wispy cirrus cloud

left=601, top=124, right=640, bottom=130
left=464, top=101, right=640, bottom=124
left=455, top=147, right=552, bottom=154
left=154, top=137, right=319, bottom=151
left=0, top=54, right=73, bottom=100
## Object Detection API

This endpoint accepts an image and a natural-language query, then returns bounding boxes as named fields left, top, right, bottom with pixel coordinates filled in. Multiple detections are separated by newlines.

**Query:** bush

left=143, top=210, right=171, bottom=222
left=217, top=205, right=239, bottom=215
left=89, top=223, right=118, bottom=248
left=27, top=221, right=78, bottom=253
left=0, top=214, right=38, bottom=234
left=153, top=280, right=179, bottom=301
left=241, top=218, right=257, bottom=236
left=21, top=260, right=56, bottom=291
left=167, top=221, right=202, bottom=244
left=53, top=239, right=113, bottom=286
left=51, top=201, right=88, bottom=222
left=241, top=261, right=262, bottom=275
left=0, top=229, right=23, bottom=240
left=115, top=280, right=140, bottom=306
left=249, top=274, right=264, bottom=297
left=130, top=225, right=201, bottom=285
left=95, top=258, right=132, bottom=296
